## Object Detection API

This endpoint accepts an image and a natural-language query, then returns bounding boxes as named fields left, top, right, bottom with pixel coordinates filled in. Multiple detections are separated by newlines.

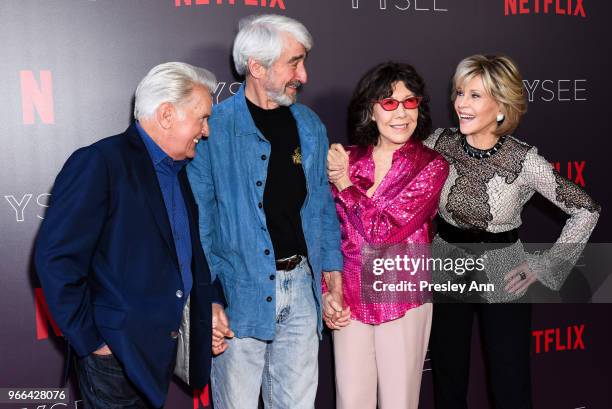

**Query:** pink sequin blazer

left=329, top=138, right=449, bottom=324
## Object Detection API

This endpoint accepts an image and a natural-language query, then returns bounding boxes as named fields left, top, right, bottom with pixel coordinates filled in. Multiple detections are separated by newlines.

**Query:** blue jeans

left=211, top=258, right=319, bottom=409
left=76, top=353, right=153, bottom=409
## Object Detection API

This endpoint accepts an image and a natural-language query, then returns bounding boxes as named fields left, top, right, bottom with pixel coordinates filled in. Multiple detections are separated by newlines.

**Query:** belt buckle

left=276, top=255, right=301, bottom=271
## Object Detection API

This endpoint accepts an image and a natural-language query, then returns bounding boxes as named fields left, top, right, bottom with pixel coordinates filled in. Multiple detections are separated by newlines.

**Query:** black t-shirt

left=246, top=98, right=308, bottom=260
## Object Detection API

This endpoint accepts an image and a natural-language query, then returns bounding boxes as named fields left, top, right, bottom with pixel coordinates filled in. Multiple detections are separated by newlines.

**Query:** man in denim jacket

left=188, top=14, right=347, bottom=409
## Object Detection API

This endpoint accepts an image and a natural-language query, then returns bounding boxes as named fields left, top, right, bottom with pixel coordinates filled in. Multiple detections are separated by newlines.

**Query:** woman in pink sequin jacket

left=324, top=62, right=449, bottom=409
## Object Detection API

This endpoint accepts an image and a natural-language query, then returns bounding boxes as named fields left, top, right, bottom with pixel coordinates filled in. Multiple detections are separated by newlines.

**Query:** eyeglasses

left=374, top=96, right=422, bottom=111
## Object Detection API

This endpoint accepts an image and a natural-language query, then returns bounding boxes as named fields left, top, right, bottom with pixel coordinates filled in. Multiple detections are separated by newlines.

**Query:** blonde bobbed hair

left=452, top=54, right=527, bottom=137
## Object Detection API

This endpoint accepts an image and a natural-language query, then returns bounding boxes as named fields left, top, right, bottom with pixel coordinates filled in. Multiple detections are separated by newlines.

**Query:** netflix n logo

left=504, top=0, right=586, bottom=17
left=193, top=386, right=211, bottom=409
left=20, top=70, right=55, bottom=125
left=175, top=0, right=286, bottom=9
left=532, top=324, right=585, bottom=354
left=35, top=288, right=62, bottom=341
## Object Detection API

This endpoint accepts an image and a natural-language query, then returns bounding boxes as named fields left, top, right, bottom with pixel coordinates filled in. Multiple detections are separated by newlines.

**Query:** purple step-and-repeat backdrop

left=1, top=1, right=610, bottom=408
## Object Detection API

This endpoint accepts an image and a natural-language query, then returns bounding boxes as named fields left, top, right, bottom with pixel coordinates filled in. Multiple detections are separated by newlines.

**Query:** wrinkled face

left=372, top=81, right=419, bottom=149
left=263, top=34, right=308, bottom=106
left=454, top=75, right=501, bottom=139
left=168, top=85, right=212, bottom=160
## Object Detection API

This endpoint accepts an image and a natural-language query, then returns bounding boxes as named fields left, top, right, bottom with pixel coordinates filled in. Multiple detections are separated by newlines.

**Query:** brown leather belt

left=275, top=255, right=303, bottom=271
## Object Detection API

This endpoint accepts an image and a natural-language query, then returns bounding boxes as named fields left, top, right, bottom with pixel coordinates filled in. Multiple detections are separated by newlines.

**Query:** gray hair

left=134, top=62, right=217, bottom=120
left=232, top=14, right=313, bottom=76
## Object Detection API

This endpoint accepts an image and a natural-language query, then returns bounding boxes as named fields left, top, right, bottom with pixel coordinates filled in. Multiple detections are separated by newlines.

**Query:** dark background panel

left=1, top=1, right=610, bottom=408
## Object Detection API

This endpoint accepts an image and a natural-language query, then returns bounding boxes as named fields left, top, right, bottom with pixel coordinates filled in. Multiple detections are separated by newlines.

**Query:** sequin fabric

left=424, top=128, right=601, bottom=293
left=331, top=138, right=449, bottom=324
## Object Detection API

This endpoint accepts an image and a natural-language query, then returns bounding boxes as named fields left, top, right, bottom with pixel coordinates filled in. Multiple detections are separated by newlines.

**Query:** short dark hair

left=348, top=62, right=432, bottom=146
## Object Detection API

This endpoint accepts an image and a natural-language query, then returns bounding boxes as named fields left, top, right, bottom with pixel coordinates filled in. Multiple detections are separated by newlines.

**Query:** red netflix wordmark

left=176, top=0, right=234, bottom=4
left=532, top=324, right=585, bottom=353
left=35, top=288, right=62, bottom=340
left=193, top=385, right=210, bottom=409
left=552, top=161, right=586, bottom=187
left=175, top=0, right=285, bottom=8
left=504, top=0, right=586, bottom=17
left=20, top=70, right=55, bottom=125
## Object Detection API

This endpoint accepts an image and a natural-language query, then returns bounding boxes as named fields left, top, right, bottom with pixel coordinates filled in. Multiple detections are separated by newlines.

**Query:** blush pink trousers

left=332, top=303, right=433, bottom=409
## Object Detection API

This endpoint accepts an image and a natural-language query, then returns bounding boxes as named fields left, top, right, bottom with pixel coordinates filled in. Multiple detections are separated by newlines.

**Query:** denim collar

left=232, top=83, right=313, bottom=141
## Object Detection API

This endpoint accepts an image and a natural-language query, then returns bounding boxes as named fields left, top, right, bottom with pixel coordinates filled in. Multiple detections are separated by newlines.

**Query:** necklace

left=461, top=135, right=506, bottom=159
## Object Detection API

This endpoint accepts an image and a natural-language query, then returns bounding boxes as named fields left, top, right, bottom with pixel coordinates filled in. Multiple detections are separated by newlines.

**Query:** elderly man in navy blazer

left=35, top=62, right=231, bottom=408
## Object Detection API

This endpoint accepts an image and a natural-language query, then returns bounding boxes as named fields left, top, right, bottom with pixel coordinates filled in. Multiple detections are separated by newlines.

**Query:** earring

left=496, top=113, right=505, bottom=122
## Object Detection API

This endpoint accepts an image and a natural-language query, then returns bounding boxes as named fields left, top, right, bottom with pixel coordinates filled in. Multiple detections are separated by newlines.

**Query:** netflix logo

left=175, top=0, right=286, bottom=9
left=193, top=386, right=211, bottom=408
left=35, top=288, right=62, bottom=340
left=551, top=161, right=587, bottom=187
left=532, top=324, right=585, bottom=354
left=20, top=70, right=55, bottom=125
left=505, top=0, right=586, bottom=17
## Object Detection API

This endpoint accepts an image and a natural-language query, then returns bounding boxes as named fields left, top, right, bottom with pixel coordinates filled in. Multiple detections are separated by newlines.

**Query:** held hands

left=504, top=262, right=537, bottom=295
left=212, top=303, right=234, bottom=356
left=327, top=144, right=353, bottom=191
left=322, top=271, right=351, bottom=330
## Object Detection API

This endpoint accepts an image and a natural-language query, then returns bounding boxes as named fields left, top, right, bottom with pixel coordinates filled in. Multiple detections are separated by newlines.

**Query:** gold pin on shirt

left=292, top=147, right=302, bottom=165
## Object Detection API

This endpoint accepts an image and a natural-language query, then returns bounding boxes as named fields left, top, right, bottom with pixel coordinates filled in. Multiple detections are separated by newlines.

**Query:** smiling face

left=263, top=34, right=308, bottom=106
left=372, top=81, right=419, bottom=150
left=454, top=75, right=501, bottom=140
left=167, top=85, right=212, bottom=160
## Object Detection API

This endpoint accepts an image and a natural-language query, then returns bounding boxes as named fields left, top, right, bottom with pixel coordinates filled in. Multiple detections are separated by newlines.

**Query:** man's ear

left=247, top=58, right=267, bottom=80
left=155, top=102, right=175, bottom=129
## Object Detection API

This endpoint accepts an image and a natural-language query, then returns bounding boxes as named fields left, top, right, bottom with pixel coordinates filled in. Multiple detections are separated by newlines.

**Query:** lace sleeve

left=522, top=147, right=601, bottom=290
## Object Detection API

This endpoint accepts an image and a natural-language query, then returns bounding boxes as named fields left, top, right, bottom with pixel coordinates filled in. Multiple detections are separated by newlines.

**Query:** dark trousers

left=76, top=353, right=154, bottom=409
left=429, top=302, right=533, bottom=409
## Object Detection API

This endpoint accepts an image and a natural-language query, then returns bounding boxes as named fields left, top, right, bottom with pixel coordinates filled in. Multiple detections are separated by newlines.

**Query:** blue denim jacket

left=187, top=84, right=343, bottom=340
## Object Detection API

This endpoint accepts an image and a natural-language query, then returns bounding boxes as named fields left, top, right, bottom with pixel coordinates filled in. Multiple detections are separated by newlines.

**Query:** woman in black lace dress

left=424, top=55, right=600, bottom=409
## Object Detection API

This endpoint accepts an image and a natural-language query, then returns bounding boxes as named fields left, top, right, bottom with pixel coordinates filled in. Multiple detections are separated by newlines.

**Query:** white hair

left=134, top=62, right=217, bottom=120
left=232, top=14, right=313, bottom=76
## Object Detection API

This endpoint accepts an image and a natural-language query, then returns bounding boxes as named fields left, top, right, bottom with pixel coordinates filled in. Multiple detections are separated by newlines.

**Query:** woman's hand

left=322, top=292, right=351, bottom=330
left=327, top=144, right=353, bottom=191
left=504, top=262, right=537, bottom=295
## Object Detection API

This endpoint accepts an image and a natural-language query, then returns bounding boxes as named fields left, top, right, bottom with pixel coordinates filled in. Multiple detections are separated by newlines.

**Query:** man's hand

left=92, top=344, right=113, bottom=356
left=322, top=271, right=351, bottom=330
left=212, top=303, right=234, bottom=355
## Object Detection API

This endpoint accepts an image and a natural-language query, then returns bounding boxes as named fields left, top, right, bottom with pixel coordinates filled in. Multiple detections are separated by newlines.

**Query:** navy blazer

left=35, top=124, right=218, bottom=407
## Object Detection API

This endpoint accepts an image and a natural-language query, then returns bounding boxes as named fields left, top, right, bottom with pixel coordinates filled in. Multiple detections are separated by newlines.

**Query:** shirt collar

left=136, top=121, right=188, bottom=172
left=393, top=137, right=419, bottom=160
left=350, top=138, right=420, bottom=187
